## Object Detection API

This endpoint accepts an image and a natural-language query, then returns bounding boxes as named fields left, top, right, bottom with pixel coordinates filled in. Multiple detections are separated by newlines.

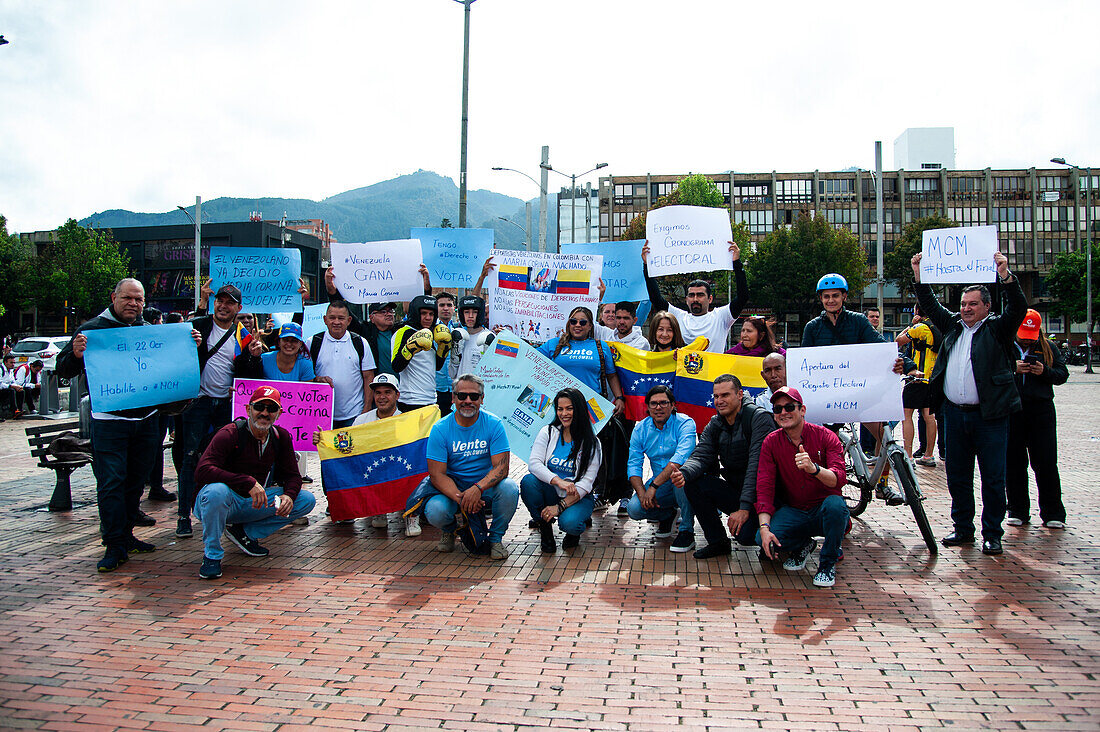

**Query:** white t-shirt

left=314, top=331, right=376, bottom=421
left=398, top=345, right=438, bottom=407
left=449, top=328, right=486, bottom=381
left=667, top=303, right=736, bottom=353
left=352, top=407, right=402, bottom=426
left=200, top=323, right=237, bottom=398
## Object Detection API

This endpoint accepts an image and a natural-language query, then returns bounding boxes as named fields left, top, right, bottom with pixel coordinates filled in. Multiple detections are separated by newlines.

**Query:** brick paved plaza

left=1, top=370, right=1097, bottom=730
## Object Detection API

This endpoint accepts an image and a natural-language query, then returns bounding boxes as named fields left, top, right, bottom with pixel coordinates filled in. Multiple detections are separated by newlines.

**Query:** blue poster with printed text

left=560, top=239, right=647, bottom=303
left=207, top=246, right=302, bottom=312
left=84, top=323, right=200, bottom=412
left=411, top=227, right=494, bottom=289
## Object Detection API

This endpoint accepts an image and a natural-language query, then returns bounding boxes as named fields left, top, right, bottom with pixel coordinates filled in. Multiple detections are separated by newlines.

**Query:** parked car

left=10, top=335, right=71, bottom=372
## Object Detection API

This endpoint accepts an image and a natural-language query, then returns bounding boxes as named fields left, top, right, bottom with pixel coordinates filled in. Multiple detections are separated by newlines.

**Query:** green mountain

left=79, top=170, right=557, bottom=250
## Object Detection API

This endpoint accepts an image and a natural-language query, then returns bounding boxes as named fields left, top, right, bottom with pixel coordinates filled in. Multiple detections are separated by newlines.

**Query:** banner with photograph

left=486, top=248, right=602, bottom=344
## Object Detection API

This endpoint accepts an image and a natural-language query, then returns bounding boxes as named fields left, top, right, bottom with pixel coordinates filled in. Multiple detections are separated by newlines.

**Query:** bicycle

left=836, top=419, right=938, bottom=555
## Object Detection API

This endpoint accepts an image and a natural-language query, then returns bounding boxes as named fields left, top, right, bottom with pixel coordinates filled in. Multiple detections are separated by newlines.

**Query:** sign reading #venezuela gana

left=84, top=323, right=200, bottom=412
left=410, top=227, right=494, bottom=288
left=920, top=225, right=998, bottom=284
left=331, top=240, right=425, bottom=304
left=787, top=342, right=903, bottom=423
left=644, top=205, right=733, bottom=277
left=208, top=247, right=302, bottom=312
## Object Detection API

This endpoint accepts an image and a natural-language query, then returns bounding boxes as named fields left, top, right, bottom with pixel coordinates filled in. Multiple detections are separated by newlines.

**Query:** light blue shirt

left=259, top=351, right=315, bottom=382
left=536, top=338, right=616, bottom=393
left=426, top=409, right=510, bottom=486
left=546, top=438, right=577, bottom=482
left=627, top=412, right=697, bottom=480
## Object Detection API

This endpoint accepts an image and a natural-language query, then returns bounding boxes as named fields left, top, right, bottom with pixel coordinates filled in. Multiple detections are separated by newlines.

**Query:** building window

left=819, top=178, right=855, bottom=202
left=734, top=184, right=770, bottom=205
left=651, top=182, right=676, bottom=200
left=777, top=179, right=812, bottom=203
left=734, top=209, right=773, bottom=235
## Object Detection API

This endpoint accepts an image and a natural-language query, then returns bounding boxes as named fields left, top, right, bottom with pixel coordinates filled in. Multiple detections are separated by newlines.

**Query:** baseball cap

left=277, top=322, right=305, bottom=344
left=1017, top=309, right=1042, bottom=340
left=368, top=302, right=398, bottom=314
left=248, top=385, right=282, bottom=408
left=215, top=284, right=243, bottom=304
left=368, top=373, right=400, bottom=391
left=769, top=385, right=804, bottom=406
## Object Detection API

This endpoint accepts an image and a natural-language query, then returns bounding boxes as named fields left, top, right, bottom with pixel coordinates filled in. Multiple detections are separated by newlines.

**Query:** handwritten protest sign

left=84, top=323, right=200, bottom=412
left=561, top=239, right=647, bottom=302
left=787, top=343, right=903, bottom=423
left=208, top=247, right=302, bottom=312
left=331, top=240, right=424, bottom=304
left=230, top=378, right=334, bottom=452
left=920, top=225, right=998, bottom=284
left=269, top=303, right=327, bottom=340
left=475, top=333, right=612, bottom=458
left=486, top=248, right=602, bottom=344
left=644, top=205, right=732, bottom=277
left=411, top=227, right=494, bottom=289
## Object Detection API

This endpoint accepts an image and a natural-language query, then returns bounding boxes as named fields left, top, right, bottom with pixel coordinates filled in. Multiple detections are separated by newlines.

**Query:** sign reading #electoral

left=644, top=205, right=733, bottom=277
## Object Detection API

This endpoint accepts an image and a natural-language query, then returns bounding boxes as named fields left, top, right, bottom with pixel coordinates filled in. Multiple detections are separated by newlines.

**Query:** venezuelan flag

left=497, top=264, right=528, bottom=290
left=317, top=406, right=441, bottom=520
left=674, top=351, right=767, bottom=432
left=609, top=337, right=708, bottom=421
left=555, top=268, right=591, bottom=295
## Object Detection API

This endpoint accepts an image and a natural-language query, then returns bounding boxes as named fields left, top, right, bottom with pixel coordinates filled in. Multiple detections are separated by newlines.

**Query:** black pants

left=147, top=414, right=172, bottom=491
left=1006, top=398, right=1064, bottom=523
left=436, top=391, right=453, bottom=416
left=683, top=474, right=758, bottom=548
left=398, top=401, right=434, bottom=415
left=90, top=416, right=160, bottom=548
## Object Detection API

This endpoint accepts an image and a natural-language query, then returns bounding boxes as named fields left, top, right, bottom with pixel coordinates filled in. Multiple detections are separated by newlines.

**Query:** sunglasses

left=568, top=318, right=590, bottom=326
left=454, top=392, right=483, bottom=402
left=772, top=402, right=799, bottom=414
left=251, top=401, right=280, bottom=414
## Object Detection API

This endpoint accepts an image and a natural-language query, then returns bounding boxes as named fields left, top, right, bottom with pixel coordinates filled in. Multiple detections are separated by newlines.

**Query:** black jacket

left=678, top=401, right=776, bottom=511
left=1014, top=341, right=1069, bottom=401
left=915, top=276, right=1028, bottom=420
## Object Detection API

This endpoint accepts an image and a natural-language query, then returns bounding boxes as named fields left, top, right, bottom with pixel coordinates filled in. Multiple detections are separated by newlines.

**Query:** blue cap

left=277, top=322, right=305, bottom=344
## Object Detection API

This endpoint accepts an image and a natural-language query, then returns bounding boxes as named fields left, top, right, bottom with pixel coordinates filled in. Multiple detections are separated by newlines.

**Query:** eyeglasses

left=455, top=392, right=483, bottom=402
left=648, top=400, right=672, bottom=408
left=568, top=318, right=589, bottom=326
left=251, top=401, right=280, bottom=414
left=772, top=402, right=799, bottom=414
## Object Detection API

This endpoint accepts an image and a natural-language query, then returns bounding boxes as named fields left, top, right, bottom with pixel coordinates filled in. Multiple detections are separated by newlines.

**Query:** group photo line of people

left=54, top=238, right=1069, bottom=590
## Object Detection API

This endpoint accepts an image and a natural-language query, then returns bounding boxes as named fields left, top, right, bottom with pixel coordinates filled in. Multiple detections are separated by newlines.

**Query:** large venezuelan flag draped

left=675, top=351, right=767, bottom=431
left=608, top=337, right=709, bottom=422
left=317, top=406, right=441, bottom=520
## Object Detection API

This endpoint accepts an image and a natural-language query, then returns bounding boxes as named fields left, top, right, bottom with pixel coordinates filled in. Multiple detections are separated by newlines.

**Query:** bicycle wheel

left=889, top=451, right=937, bottom=555
left=843, top=449, right=871, bottom=517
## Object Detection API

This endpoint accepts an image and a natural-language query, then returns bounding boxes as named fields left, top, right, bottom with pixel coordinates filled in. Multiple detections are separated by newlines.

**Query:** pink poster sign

left=231, top=379, right=334, bottom=452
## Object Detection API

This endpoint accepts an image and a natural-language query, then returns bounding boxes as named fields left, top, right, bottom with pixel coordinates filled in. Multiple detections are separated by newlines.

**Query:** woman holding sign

left=521, top=388, right=603, bottom=552
left=537, top=307, right=625, bottom=410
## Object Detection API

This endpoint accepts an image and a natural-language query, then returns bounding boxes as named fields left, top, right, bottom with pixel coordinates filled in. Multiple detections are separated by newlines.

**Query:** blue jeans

left=519, top=474, right=595, bottom=535
left=758, top=494, right=849, bottom=569
left=422, top=478, right=520, bottom=543
left=178, top=395, right=232, bottom=519
left=90, top=416, right=161, bottom=548
left=943, top=402, right=1008, bottom=541
left=625, top=479, right=694, bottom=536
left=193, top=482, right=316, bottom=561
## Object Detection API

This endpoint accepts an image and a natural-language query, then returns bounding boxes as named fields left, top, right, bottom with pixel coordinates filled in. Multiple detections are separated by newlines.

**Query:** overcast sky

left=2, top=0, right=1097, bottom=233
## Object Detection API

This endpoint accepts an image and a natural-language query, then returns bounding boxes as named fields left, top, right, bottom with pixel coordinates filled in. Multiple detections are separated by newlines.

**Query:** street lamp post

left=496, top=216, right=529, bottom=249
left=543, top=162, right=608, bottom=247
left=177, top=196, right=202, bottom=311
left=875, top=142, right=885, bottom=332
left=454, top=0, right=476, bottom=228
left=492, top=163, right=546, bottom=251
left=1052, top=157, right=1093, bottom=373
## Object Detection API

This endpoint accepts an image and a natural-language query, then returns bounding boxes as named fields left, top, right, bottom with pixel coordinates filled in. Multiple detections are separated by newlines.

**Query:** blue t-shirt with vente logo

left=425, top=409, right=510, bottom=486
left=536, top=338, right=615, bottom=394
left=546, top=438, right=577, bottom=481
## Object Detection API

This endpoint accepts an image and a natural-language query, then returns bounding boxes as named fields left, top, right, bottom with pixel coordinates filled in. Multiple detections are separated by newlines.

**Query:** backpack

left=455, top=506, right=491, bottom=555
left=310, top=331, right=366, bottom=365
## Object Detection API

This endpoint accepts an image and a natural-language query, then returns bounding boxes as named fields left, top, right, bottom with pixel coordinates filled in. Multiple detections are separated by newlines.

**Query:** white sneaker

left=405, top=515, right=422, bottom=537
left=291, top=516, right=309, bottom=526
left=371, top=514, right=388, bottom=528
left=1005, top=517, right=1026, bottom=527
left=1043, top=520, right=1065, bottom=529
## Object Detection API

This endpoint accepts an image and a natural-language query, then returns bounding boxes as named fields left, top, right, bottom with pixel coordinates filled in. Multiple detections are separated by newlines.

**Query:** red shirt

left=195, top=422, right=302, bottom=500
left=754, top=421, right=845, bottom=516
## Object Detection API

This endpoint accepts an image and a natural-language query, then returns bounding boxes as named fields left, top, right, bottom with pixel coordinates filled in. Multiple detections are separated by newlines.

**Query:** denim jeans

left=683, top=474, right=757, bottom=547
left=422, top=477, right=519, bottom=543
left=519, top=474, right=595, bottom=536
left=90, top=416, right=161, bottom=548
left=759, top=494, right=849, bottom=569
left=943, top=402, right=1008, bottom=541
left=178, top=395, right=233, bottom=519
left=193, top=482, right=316, bottom=561
left=625, top=478, right=694, bottom=536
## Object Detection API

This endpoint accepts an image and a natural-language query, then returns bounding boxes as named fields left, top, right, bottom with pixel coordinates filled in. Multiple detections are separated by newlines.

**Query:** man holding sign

left=912, top=250, right=1026, bottom=556
left=56, top=278, right=202, bottom=573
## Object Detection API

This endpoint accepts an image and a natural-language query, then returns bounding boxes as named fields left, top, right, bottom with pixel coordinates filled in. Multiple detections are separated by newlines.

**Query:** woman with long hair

left=648, top=310, right=686, bottom=352
left=521, top=388, right=603, bottom=552
left=725, top=316, right=785, bottom=357
left=1006, top=310, right=1069, bottom=529
left=537, top=306, right=625, bottom=410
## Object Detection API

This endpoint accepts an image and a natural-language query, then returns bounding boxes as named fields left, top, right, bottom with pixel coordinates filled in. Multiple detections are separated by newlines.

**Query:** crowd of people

left=46, top=243, right=1069, bottom=587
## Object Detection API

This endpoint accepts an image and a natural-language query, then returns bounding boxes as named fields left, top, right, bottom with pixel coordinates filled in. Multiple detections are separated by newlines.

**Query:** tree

left=884, top=212, right=957, bottom=297
left=741, top=212, right=869, bottom=324
left=0, top=215, right=34, bottom=329
left=25, top=220, right=133, bottom=324
left=439, top=218, right=454, bottom=228
left=1046, top=242, right=1100, bottom=330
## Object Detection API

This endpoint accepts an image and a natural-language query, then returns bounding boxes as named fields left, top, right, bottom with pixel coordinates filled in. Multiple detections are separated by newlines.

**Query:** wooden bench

left=24, top=421, right=92, bottom=512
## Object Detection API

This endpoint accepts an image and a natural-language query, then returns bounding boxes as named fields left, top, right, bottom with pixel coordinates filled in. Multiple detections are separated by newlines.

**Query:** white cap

left=369, top=373, right=400, bottom=391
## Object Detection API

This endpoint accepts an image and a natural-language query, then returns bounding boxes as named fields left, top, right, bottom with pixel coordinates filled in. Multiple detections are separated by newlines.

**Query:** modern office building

left=599, top=167, right=1098, bottom=338
left=894, top=127, right=956, bottom=170
left=556, top=185, right=600, bottom=246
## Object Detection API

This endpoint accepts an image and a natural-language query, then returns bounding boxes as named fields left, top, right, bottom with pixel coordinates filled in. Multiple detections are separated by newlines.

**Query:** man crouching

left=193, top=386, right=316, bottom=579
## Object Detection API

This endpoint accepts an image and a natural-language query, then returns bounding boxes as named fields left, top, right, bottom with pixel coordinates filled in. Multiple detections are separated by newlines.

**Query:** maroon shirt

left=754, top=421, right=845, bottom=516
left=195, top=422, right=302, bottom=500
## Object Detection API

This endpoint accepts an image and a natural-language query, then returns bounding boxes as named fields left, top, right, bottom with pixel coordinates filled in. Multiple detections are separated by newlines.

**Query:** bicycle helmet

left=816, top=273, right=848, bottom=293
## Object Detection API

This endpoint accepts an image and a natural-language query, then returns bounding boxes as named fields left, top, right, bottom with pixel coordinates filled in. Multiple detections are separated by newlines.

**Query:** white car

left=10, top=335, right=71, bottom=371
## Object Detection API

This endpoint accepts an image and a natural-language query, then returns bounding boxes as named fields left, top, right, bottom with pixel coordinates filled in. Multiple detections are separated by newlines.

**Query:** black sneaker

left=97, top=546, right=128, bottom=573
left=134, top=510, right=157, bottom=527
left=225, top=524, right=269, bottom=557
left=539, top=521, right=556, bottom=553
left=617, top=499, right=629, bottom=515
left=670, top=531, right=695, bottom=553
left=199, top=556, right=222, bottom=579
left=175, top=517, right=193, bottom=538
left=126, top=537, right=156, bottom=554
left=693, top=541, right=732, bottom=559
left=301, top=475, right=314, bottom=484
left=561, top=533, right=580, bottom=550
left=147, top=487, right=177, bottom=502
left=528, top=518, right=540, bottom=530
left=782, top=539, right=818, bottom=572
left=913, top=447, right=925, bottom=459
left=655, top=517, right=675, bottom=538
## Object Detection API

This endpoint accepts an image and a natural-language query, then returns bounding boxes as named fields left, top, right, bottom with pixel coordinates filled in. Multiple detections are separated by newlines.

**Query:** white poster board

left=644, top=205, right=732, bottom=277
left=331, top=240, right=424, bottom=304
left=920, top=225, right=998, bottom=284
left=787, top=343, right=903, bottom=423
left=486, top=249, right=602, bottom=344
